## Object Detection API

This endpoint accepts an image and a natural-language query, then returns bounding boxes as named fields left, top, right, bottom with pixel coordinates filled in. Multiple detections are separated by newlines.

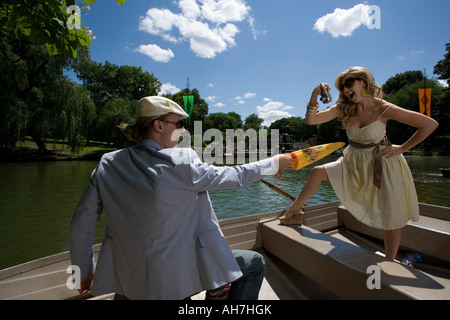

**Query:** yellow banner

left=418, top=88, right=432, bottom=117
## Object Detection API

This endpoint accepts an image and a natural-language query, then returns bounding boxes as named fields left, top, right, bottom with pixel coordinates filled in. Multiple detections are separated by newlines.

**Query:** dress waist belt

left=348, top=137, right=391, bottom=189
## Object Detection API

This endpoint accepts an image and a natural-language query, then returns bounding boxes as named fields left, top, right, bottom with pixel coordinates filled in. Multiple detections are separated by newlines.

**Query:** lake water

left=1, top=155, right=449, bottom=270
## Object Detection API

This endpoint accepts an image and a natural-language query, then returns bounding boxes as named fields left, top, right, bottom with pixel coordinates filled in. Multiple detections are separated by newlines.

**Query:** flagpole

left=423, top=69, right=427, bottom=116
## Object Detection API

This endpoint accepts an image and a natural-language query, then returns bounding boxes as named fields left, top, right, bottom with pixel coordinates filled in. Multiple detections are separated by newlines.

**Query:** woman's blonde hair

left=118, top=114, right=168, bottom=142
left=335, top=66, right=383, bottom=127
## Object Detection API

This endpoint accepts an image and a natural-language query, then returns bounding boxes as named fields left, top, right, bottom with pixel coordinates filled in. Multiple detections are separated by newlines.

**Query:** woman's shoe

left=279, top=210, right=304, bottom=225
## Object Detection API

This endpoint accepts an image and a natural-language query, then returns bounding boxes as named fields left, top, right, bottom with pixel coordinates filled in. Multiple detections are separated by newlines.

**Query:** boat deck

left=1, top=201, right=449, bottom=300
left=88, top=250, right=306, bottom=300
left=190, top=250, right=307, bottom=300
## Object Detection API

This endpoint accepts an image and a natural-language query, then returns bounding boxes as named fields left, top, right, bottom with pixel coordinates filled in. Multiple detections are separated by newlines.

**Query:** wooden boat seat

left=337, top=205, right=450, bottom=264
left=259, top=218, right=450, bottom=299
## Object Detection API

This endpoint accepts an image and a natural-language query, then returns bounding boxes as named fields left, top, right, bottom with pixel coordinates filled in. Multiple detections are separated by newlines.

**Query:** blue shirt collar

left=138, top=139, right=162, bottom=151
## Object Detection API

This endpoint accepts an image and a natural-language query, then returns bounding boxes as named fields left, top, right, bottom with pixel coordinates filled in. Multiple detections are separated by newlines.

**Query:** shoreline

left=0, top=147, right=109, bottom=163
left=1, top=146, right=448, bottom=164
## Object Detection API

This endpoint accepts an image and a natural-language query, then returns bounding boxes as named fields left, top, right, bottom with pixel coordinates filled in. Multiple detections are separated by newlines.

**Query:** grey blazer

left=70, top=139, right=276, bottom=299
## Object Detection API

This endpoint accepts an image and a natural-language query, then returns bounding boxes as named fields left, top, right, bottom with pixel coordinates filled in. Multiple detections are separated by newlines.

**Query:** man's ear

left=153, top=119, right=163, bottom=133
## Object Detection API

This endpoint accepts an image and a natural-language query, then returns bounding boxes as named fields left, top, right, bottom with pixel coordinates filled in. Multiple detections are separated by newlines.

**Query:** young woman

left=279, top=66, right=438, bottom=260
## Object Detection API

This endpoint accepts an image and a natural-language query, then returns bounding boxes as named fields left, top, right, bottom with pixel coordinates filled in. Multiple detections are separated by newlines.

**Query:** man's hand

left=273, top=154, right=293, bottom=178
left=78, top=272, right=95, bottom=295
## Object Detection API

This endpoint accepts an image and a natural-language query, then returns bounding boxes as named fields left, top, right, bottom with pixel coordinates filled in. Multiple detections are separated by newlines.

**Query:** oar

left=260, top=179, right=296, bottom=201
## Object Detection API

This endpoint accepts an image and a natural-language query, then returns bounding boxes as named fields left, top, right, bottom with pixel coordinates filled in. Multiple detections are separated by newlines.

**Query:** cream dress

left=324, top=108, right=419, bottom=230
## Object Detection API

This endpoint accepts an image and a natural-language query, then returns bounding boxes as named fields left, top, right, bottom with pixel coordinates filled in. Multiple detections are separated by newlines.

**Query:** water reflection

left=406, top=156, right=450, bottom=207
left=210, top=162, right=338, bottom=220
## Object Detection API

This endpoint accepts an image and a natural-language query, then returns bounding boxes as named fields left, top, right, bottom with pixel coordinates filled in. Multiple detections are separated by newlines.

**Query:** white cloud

left=159, top=83, right=180, bottom=95
left=395, top=50, right=424, bottom=61
left=179, top=0, right=201, bottom=19
left=233, top=92, right=255, bottom=104
left=207, top=83, right=214, bottom=87
left=243, top=92, right=256, bottom=99
left=256, top=98, right=294, bottom=127
left=138, top=9, right=180, bottom=43
left=137, top=0, right=255, bottom=59
left=313, top=3, right=379, bottom=38
left=204, top=95, right=225, bottom=107
left=134, top=44, right=174, bottom=62
left=411, top=50, right=424, bottom=57
left=247, top=15, right=266, bottom=40
left=200, top=0, right=250, bottom=24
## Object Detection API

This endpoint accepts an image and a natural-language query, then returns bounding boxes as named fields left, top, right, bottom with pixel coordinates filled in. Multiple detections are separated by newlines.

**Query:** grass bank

left=0, top=137, right=117, bottom=163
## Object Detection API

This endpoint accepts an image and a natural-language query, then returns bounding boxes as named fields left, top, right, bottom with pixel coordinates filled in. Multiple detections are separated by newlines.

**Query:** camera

left=319, top=85, right=332, bottom=104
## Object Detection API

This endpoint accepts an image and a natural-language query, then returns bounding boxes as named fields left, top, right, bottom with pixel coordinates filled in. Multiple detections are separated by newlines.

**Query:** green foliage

left=0, top=36, right=72, bottom=152
left=382, top=70, right=424, bottom=95
left=96, top=98, right=135, bottom=147
left=434, top=43, right=450, bottom=86
left=0, top=0, right=448, bottom=156
left=434, top=136, right=450, bottom=156
left=206, top=112, right=243, bottom=132
left=0, top=0, right=126, bottom=59
left=163, top=88, right=209, bottom=131
left=384, top=78, right=446, bottom=146
left=270, top=117, right=318, bottom=143
left=72, top=54, right=161, bottom=105
left=244, top=114, right=263, bottom=131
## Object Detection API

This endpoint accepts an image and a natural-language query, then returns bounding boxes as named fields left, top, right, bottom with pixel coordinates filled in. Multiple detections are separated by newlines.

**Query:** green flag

left=183, top=95, right=194, bottom=125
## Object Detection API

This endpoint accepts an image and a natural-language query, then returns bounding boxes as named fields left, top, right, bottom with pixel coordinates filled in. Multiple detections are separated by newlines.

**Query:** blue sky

left=77, top=0, right=449, bottom=126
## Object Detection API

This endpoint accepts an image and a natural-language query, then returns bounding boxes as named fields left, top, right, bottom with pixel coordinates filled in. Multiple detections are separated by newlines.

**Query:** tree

left=316, top=119, right=347, bottom=144
left=270, top=117, right=317, bottom=143
left=434, top=42, right=450, bottom=86
left=382, top=70, right=424, bottom=95
left=0, top=36, right=75, bottom=152
left=72, top=53, right=161, bottom=105
left=384, top=79, right=445, bottom=147
left=96, top=98, right=134, bottom=147
left=244, top=114, right=263, bottom=131
left=163, top=88, right=209, bottom=132
left=0, top=0, right=126, bottom=59
left=72, top=52, right=161, bottom=143
left=206, top=112, right=243, bottom=132
left=0, top=0, right=127, bottom=153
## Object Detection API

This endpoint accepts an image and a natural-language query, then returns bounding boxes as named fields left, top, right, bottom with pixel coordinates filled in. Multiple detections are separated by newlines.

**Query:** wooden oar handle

left=260, top=179, right=296, bottom=201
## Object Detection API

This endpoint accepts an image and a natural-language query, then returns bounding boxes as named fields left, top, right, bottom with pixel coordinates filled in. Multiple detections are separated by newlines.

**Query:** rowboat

left=1, top=201, right=449, bottom=300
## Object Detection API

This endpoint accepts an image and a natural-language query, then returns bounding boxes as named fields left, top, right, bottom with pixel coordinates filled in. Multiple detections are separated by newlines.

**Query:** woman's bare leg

left=384, top=229, right=402, bottom=260
left=279, top=165, right=329, bottom=223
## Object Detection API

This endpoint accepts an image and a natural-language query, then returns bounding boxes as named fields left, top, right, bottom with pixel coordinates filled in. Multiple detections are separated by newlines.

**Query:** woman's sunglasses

left=163, top=119, right=185, bottom=129
left=340, top=77, right=361, bottom=91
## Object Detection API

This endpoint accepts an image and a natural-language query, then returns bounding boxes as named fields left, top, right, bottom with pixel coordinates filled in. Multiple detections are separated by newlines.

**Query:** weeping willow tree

left=0, top=0, right=126, bottom=153
left=0, top=38, right=95, bottom=153
left=45, top=78, right=96, bottom=153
